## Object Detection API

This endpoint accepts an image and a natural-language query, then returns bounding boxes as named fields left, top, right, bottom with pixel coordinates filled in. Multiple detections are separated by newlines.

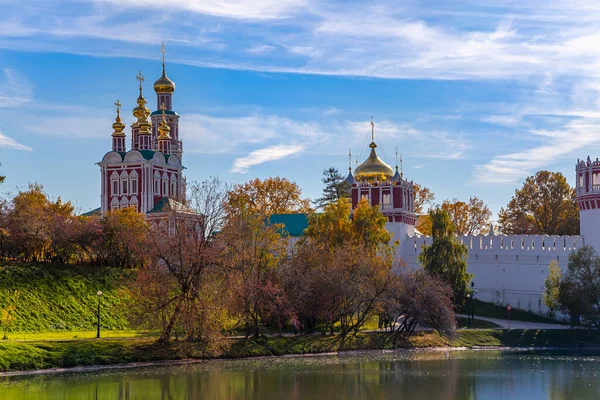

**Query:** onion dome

left=154, top=66, right=175, bottom=94
left=158, top=106, right=171, bottom=140
left=154, top=43, right=175, bottom=94
left=354, top=141, right=394, bottom=181
left=112, top=100, right=125, bottom=137
left=133, top=71, right=152, bottom=133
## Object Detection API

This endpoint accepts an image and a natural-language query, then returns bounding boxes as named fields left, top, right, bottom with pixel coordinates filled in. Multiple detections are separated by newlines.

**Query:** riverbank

left=1, top=329, right=599, bottom=374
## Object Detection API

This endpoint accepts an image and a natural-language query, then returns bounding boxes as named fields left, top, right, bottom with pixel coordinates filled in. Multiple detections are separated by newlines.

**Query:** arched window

left=120, top=171, right=129, bottom=196
left=162, top=173, right=169, bottom=197
left=130, top=170, right=139, bottom=194
left=170, top=175, right=177, bottom=198
left=110, top=171, right=119, bottom=196
left=154, top=171, right=161, bottom=195
left=110, top=196, right=119, bottom=210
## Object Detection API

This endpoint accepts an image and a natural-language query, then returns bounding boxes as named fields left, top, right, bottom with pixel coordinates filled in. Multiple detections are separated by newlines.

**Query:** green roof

left=269, top=214, right=309, bottom=237
left=150, top=109, right=178, bottom=116
left=139, top=150, right=155, bottom=160
left=81, top=207, right=101, bottom=217
left=148, top=197, right=195, bottom=214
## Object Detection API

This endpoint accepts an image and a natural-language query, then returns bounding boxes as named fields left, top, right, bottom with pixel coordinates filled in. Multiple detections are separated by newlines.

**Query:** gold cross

left=370, top=115, right=375, bottom=142
left=114, top=100, right=121, bottom=111
left=160, top=103, right=167, bottom=114
left=161, top=42, right=166, bottom=65
left=136, top=71, right=145, bottom=89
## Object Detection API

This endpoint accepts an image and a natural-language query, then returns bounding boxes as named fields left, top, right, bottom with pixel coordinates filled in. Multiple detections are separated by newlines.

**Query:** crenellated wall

left=398, top=233, right=584, bottom=317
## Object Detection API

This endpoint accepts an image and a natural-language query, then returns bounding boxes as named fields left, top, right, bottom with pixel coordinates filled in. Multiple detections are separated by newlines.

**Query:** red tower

left=98, top=50, right=184, bottom=215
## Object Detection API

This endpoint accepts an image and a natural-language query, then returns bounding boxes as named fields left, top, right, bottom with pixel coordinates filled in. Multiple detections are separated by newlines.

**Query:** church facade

left=97, top=46, right=184, bottom=216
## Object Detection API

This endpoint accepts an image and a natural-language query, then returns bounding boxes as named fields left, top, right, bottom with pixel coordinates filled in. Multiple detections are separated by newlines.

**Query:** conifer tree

left=315, top=167, right=350, bottom=208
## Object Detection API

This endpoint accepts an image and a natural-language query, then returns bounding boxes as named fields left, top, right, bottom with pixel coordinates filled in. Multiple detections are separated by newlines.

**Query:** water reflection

left=1, top=350, right=600, bottom=400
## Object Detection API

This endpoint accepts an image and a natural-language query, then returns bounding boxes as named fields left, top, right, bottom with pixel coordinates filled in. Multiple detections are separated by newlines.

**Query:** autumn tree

left=221, top=212, right=291, bottom=338
left=498, top=171, right=579, bottom=235
left=441, top=196, right=492, bottom=236
left=543, top=246, right=600, bottom=328
left=413, top=183, right=435, bottom=214
left=130, top=177, right=230, bottom=347
left=283, top=198, right=395, bottom=336
left=91, top=208, right=150, bottom=268
left=0, top=184, right=76, bottom=262
left=383, top=270, right=455, bottom=333
left=414, top=183, right=435, bottom=235
left=315, top=167, right=351, bottom=209
left=419, top=208, right=471, bottom=305
left=226, top=177, right=310, bottom=217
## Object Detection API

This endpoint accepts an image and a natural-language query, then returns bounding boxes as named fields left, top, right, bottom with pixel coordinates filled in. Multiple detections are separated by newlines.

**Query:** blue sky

left=2, top=0, right=600, bottom=216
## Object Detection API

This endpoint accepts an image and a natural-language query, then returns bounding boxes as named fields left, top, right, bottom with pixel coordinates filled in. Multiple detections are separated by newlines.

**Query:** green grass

left=1, top=329, right=599, bottom=373
left=5, top=330, right=156, bottom=342
left=462, top=300, right=561, bottom=324
left=456, top=317, right=501, bottom=329
left=0, top=262, right=132, bottom=332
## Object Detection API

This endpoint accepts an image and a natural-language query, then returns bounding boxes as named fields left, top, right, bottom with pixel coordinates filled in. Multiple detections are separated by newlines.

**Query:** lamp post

left=466, top=293, right=471, bottom=326
left=96, top=290, right=103, bottom=338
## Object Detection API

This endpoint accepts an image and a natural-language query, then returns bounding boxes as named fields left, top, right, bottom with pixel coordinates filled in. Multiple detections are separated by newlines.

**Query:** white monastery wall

left=398, top=233, right=584, bottom=316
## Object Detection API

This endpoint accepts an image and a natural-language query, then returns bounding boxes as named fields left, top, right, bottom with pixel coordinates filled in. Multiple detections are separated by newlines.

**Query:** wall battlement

left=397, top=233, right=583, bottom=317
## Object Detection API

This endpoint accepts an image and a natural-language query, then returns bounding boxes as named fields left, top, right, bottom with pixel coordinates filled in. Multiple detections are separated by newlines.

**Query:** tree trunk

left=158, top=296, right=184, bottom=344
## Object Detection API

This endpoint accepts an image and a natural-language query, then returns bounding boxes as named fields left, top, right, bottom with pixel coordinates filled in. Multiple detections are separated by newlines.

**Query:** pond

left=1, top=349, right=600, bottom=399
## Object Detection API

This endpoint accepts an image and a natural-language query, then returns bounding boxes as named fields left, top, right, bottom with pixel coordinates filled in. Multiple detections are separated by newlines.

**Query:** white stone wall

left=398, top=232, right=584, bottom=317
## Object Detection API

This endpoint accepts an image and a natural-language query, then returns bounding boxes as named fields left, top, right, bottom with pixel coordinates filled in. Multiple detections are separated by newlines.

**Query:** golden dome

left=354, top=142, right=394, bottom=181
left=112, top=100, right=125, bottom=137
left=158, top=107, right=171, bottom=140
left=154, top=65, right=175, bottom=94
left=155, top=43, right=175, bottom=94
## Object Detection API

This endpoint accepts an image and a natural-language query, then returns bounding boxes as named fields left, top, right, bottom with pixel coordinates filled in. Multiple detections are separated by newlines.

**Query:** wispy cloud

left=180, top=113, right=319, bottom=153
left=0, top=131, right=32, bottom=151
left=0, top=68, right=32, bottom=108
left=231, top=144, right=304, bottom=173
left=7, top=0, right=600, bottom=81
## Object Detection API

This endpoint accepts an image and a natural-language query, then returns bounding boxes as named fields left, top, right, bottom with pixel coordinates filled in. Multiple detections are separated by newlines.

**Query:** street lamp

left=96, top=290, right=103, bottom=338
left=466, top=293, right=471, bottom=326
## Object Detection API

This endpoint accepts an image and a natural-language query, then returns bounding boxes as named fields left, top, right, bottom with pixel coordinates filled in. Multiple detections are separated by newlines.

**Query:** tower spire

left=371, top=115, right=375, bottom=142
left=348, top=148, right=352, bottom=172
left=395, top=147, right=398, bottom=172
left=400, top=154, right=403, bottom=178
left=111, top=99, right=126, bottom=152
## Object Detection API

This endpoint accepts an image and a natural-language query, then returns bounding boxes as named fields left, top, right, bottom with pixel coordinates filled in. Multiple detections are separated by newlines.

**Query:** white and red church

left=97, top=48, right=184, bottom=216
left=89, top=46, right=599, bottom=318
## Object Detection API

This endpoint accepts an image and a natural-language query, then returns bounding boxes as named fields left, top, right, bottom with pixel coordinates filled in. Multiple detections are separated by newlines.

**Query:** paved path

left=457, top=314, right=570, bottom=330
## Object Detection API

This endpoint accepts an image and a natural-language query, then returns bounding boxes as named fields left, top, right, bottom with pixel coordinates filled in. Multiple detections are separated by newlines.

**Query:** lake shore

left=2, top=329, right=600, bottom=376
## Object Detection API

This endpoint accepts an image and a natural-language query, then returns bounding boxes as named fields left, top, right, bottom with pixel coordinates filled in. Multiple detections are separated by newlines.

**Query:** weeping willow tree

left=418, top=208, right=471, bottom=306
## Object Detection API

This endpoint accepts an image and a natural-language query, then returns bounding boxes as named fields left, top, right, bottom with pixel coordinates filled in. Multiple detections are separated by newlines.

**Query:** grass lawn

left=463, top=300, right=562, bottom=324
left=456, top=317, right=501, bottom=329
left=2, top=329, right=599, bottom=373
left=4, top=330, right=157, bottom=342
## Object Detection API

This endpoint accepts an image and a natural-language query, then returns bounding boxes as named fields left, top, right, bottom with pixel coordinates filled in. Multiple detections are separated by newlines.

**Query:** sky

left=2, top=0, right=600, bottom=216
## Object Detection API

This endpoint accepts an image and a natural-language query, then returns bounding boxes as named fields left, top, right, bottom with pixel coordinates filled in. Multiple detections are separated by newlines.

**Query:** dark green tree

left=418, top=208, right=471, bottom=305
left=544, top=246, right=600, bottom=328
left=315, top=167, right=351, bottom=208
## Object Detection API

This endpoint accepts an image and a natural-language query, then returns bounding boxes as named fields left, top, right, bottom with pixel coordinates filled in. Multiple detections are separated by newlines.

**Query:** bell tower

left=576, top=156, right=600, bottom=251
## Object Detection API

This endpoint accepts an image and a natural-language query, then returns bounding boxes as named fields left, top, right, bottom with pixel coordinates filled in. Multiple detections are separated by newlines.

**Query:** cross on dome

left=136, top=71, right=145, bottom=89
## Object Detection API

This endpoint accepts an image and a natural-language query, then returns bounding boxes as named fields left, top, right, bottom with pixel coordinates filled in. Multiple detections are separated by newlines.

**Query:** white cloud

left=180, top=113, right=320, bottom=153
left=231, top=144, right=304, bottom=173
left=8, top=0, right=600, bottom=81
left=0, top=68, right=32, bottom=108
left=482, top=115, right=523, bottom=128
left=96, top=0, right=308, bottom=20
left=0, top=131, right=32, bottom=151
